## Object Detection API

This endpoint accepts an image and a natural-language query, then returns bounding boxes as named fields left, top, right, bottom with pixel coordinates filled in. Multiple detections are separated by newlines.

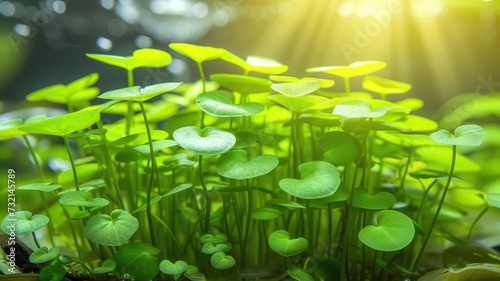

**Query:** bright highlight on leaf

left=170, top=43, right=225, bottom=63
left=362, top=75, right=412, bottom=97
left=210, top=74, right=272, bottom=95
left=307, top=61, right=387, bottom=78
left=271, top=80, right=321, bottom=97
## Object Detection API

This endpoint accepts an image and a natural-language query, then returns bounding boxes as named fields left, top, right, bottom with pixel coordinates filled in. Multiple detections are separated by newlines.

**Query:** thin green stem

left=139, top=101, right=157, bottom=247
left=399, top=146, right=414, bottom=200
left=125, top=69, right=135, bottom=135
left=466, top=205, right=489, bottom=248
left=241, top=179, right=252, bottom=267
left=197, top=62, right=206, bottom=93
left=63, top=136, right=79, bottom=191
left=152, top=214, right=184, bottom=258
left=198, top=155, right=211, bottom=235
left=31, top=232, right=41, bottom=249
left=411, top=145, right=457, bottom=271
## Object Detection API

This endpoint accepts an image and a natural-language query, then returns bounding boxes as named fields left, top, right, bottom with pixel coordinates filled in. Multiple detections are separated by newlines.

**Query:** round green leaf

left=358, top=210, right=415, bottom=251
left=19, top=110, right=100, bottom=136
left=84, top=209, right=138, bottom=246
left=271, top=80, right=320, bottom=97
left=216, top=149, right=279, bottom=180
left=113, top=242, right=160, bottom=280
left=233, top=131, right=258, bottom=149
left=93, top=259, right=116, bottom=274
left=362, top=75, right=412, bottom=96
left=279, top=161, right=341, bottom=200
left=307, top=61, right=387, bottom=78
left=430, top=124, right=484, bottom=146
left=170, top=43, right=224, bottom=63
left=39, top=260, right=66, bottom=281
left=200, top=233, right=228, bottom=244
left=210, top=74, right=272, bottom=95
left=59, top=191, right=109, bottom=208
left=1, top=211, right=49, bottom=235
left=210, top=252, right=235, bottom=270
left=196, top=90, right=265, bottom=117
left=173, top=126, right=236, bottom=156
left=87, top=48, right=172, bottom=70
left=268, top=230, right=308, bottom=257
left=98, top=82, right=181, bottom=102
left=29, top=247, right=60, bottom=264
left=115, top=149, right=142, bottom=163
left=318, top=131, right=362, bottom=166
left=201, top=242, right=232, bottom=255
left=352, top=188, right=396, bottom=210
left=159, top=259, right=189, bottom=275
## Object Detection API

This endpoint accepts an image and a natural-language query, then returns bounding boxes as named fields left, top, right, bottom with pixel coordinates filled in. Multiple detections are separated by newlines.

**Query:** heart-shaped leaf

left=268, top=94, right=332, bottom=113
left=271, top=80, right=321, bottom=97
left=98, top=82, right=181, bottom=102
left=87, top=48, right=172, bottom=70
left=268, top=230, right=308, bottom=257
left=93, top=259, right=116, bottom=274
left=159, top=259, right=189, bottom=275
left=362, top=75, right=412, bottom=96
left=210, top=252, right=235, bottom=270
left=318, top=131, right=362, bottom=166
left=113, top=242, right=160, bottom=280
left=201, top=242, right=232, bottom=255
left=170, top=43, right=224, bottom=63
left=216, top=149, right=279, bottom=179
left=1, top=211, right=49, bottom=235
left=173, top=126, right=236, bottom=156
left=430, top=124, right=483, bottom=146
left=221, top=51, right=288, bottom=74
left=19, top=110, right=100, bottom=136
left=196, top=90, right=265, bottom=117
left=307, top=61, right=386, bottom=78
left=18, top=181, right=62, bottom=192
left=84, top=209, right=138, bottom=246
left=29, top=247, right=60, bottom=264
left=200, top=233, right=228, bottom=244
left=210, top=74, right=272, bottom=95
left=59, top=191, right=109, bottom=208
left=358, top=210, right=415, bottom=251
left=352, top=188, right=396, bottom=210
left=279, top=161, right=341, bottom=200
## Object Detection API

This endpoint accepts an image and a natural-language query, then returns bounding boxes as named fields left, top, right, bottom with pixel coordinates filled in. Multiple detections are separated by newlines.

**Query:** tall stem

left=63, top=136, right=79, bottom=191
left=411, top=145, right=457, bottom=271
left=198, top=155, right=211, bottom=235
left=125, top=68, right=135, bottom=135
left=139, top=101, right=157, bottom=247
